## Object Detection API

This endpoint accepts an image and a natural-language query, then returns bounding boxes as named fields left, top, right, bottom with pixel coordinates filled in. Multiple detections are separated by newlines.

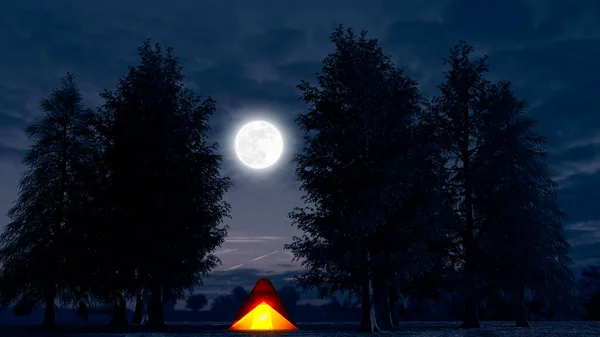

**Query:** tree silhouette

left=0, top=73, right=98, bottom=329
left=130, top=293, right=144, bottom=324
left=186, top=293, right=208, bottom=312
left=579, top=264, right=600, bottom=320
left=286, top=25, right=425, bottom=332
left=428, top=41, right=491, bottom=328
left=96, top=39, right=231, bottom=327
left=277, top=285, right=300, bottom=313
left=210, top=286, right=248, bottom=320
left=474, top=81, right=577, bottom=327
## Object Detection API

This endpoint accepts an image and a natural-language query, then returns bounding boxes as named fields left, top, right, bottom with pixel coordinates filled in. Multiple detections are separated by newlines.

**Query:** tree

left=369, top=103, right=459, bottom=330
left=285, top=25, right=424, bottom=332
left=473, top=81, right=577, bottom=327
left=97, top=40, right=231, bottom=327
left=186, top=293, right=208, bottom=312
left=210, top=286, right=248, bottom=319
left=0, top=73, right=98, bottom=328
left=278, top=285, right=300, bottom=317
left=580, top=264, right=600, bottom=320
left=131, top=293, right=144, bottom=324
left=89, top=96, right=140, bottom=327
left=428, top=41, right=491, bottom=328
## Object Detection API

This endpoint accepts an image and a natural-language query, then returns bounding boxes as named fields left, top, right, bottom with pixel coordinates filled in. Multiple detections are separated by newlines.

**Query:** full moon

left=234, top=120, right=284, bottom=170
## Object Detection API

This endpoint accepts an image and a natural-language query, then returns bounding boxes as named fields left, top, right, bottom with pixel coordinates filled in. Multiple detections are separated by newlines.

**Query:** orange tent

left=229, top=278, right=298, bottom=331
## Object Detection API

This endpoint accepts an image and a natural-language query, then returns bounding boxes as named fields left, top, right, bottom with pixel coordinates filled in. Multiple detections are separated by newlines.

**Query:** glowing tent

left=229, top=278, right=298, bottom=331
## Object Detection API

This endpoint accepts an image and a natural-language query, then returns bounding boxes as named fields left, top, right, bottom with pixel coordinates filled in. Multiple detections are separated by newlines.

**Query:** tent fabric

left=229, top=278, right=298, bottom=331
left=229, top=301, right=297, bottom=331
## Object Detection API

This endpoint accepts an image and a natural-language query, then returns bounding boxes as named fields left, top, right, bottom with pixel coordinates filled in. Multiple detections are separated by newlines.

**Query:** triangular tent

left=229, top=278, right=298, bottom=331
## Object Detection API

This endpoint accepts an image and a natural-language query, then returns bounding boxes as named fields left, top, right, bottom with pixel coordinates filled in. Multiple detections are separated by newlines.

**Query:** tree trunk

left=146, top=284, right=165, bottom=328
left=359, top=275, right=372, bottom=332
left=131, top=293, right=144, bottom=324
left=460, top=100, right=480, bottom=330
left=460, top=291, right=481, bottom=328
left=76, top=301, right=88, bottom=322
left=359, top=268, right=379, bottom=333
left=41, top=287, right=56, bottom=329
left=373, top=280, right=393, bottom=330
left=388, top=286, right=399, bottom=327
left=515, top=286, right=529, bottom=327
left=109, top=294, right=129, bottom=327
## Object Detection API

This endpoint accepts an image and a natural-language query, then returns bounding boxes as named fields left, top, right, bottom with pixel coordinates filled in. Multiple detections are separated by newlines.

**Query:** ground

left=0, top=321, right=598, bottom=336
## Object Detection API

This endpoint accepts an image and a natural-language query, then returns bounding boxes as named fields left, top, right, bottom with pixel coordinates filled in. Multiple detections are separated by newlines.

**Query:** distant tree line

left=184, top=285, right=361, bottom=322
left=6, top=281, right=600, bottom=325
left=0, top=25, right=589, bottom=333
left=179, top=280, right=600, bottom=323
left=2, top=285, right=359, bottom=324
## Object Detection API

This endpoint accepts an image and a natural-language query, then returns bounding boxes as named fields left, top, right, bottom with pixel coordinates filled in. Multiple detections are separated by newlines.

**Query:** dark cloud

left=1, top=0, right=600, bottom=297
left=559, top=171, right=600, bottom=223
left=550, top=144, right=600, bottom=166
left=243, top=28, right=308, bottom=63
left=543, top=0, right=600, bottom=35
left=442, top=0, right=536, bottom=46
left=533, top=20, right=564, bottom=40
left=276, top=61, right=322, bottom=83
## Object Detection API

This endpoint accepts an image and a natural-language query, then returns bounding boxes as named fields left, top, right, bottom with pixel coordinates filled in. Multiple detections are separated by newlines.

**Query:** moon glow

left=234, top=121, right=284, bottom=170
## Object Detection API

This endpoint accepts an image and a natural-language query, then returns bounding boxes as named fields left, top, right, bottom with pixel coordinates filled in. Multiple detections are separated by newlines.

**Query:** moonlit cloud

left=553, top=159, right=600, bottom=183
left=223, top=264, right=244, bottom=271
left=251, top=251, right=279, bottom=261
left=215, top=248, right=239, bottom=255
left=565, top=221, right=600, bottom=247
left=225, top=236, right=285, bottom=243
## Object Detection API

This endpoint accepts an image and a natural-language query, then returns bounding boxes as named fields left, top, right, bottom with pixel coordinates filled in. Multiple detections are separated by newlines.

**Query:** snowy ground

left=0, top=321, right=599, bottom=336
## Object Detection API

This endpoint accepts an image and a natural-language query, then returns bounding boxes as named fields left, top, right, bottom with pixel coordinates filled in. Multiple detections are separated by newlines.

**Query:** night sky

left=1, top=0, right=599, bottom=306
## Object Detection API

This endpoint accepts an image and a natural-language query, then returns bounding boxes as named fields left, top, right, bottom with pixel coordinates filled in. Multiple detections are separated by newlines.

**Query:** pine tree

left=285, top=25, right=423, bottom=332
left=429, top=41, right=491, bottom=328
left=580, top=264, right=600, bottom=320
left=390, top=103, right=462, bottom=322
left=369, top=109, right=456, bottom=330
left=96, top=40, right=231, bottom=327
left=0, top=73, right=98, bottom=328
left=473, top=81, right=577, bottom=327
